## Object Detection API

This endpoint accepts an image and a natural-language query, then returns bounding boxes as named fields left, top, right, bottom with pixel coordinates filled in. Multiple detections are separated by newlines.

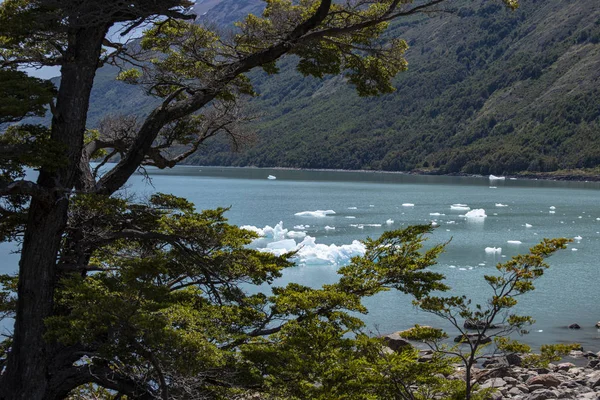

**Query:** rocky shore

left=463, top=350, right=600, bottom=399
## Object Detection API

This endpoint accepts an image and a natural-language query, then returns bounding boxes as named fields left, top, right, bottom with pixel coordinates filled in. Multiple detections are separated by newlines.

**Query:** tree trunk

left=1, top=25, right=108, bottom=400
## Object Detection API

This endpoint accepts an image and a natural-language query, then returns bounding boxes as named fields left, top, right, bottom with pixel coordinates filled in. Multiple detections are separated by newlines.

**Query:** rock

left=482, top=356, right=510, bottom=368
left=463, top=319, right=498, bottom=330
left=509, top=386, right=525, bottom=396
left=506, top=353, right=524, bottom=366
left=587, top=371, right=600, bottom=387
left=526, top=389, right=554, bottom=400
left=526, top=374, right=561, bottom=388
left=583, top=351, right=598, bottom=358
left=479, top=377, right=507, bottom=389
left=587, top=359, right=600, bottom=369
left=453, top=333, right=492, bottom=344
left=557, top=362, right=575, bottom=371
left=568, top=323, right=581, bottom=329
left=570, top=350, right=585, bottom=358
left=381, top=332, right=412, bottom=352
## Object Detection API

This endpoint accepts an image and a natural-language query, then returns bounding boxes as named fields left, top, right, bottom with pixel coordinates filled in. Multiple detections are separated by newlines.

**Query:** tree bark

left=0, top=25, right=108, bottom=400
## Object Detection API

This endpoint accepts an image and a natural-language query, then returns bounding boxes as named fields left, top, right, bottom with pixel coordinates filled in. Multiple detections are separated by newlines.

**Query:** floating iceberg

left=293, top=224, right=309, bottom=230
left=574, top=235, right=582, bottom=240
left=430, top=212, right=445, bottom=216
left=287, top=231, right=306, bottom=239
left=507, top=240, right=522, bottom=245
left=345, top=216, right=356, bottom=219
left=386, top=219, right=394, bottom=225
left=495, top=203, right=508, bottom=207
left=295, top=210, right=336, bottom=217
left=347, top=207, right=358, bottom=210
left=324, top=226, right=336, bottom=231
left=241, top=221, right=287, bottom=241
left=485, top=247, right=502, bottom=254
left=489, top=174, right=505, bottom=180
left=451, top=204, right=470, bottom=211
left=402, top=203, right=415, bottom=207
left=549, top=206, right=556, bottom=210
left=525, top=223, right=532, bottom=228
left=549, top=211, right=556, bottom=214
left=267, top=175, right=277, bottom=180
left=462, top=209, right=487, bottom=218
left=431, top=221, right=439, bottom=227
left=571, top=248, right=578, bottom=252
left=489, top=186, right=497, bottom=189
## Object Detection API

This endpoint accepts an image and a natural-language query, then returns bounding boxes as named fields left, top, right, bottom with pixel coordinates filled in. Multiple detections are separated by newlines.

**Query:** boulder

left=479, top=377, right=507, bottom=389
left=482, top=356, right=509, bottom=368
left=527, top=389, right=554, bottom=400
left=453, top=333, right=492, bottom=344
left=557, top=362, right=575, bottom=371
left=526, top=374, right=561, bottom=388
left=463, top=319, right=498, bottom=330
left=506, top=352, right=523, bottom=366
left=568, top=323, right=581, bottom=329
left=381, top=332, right=412, bottom=352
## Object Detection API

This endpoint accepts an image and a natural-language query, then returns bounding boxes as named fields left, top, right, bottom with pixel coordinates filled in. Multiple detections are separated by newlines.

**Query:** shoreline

left=190, top=164, right=600, bottom=183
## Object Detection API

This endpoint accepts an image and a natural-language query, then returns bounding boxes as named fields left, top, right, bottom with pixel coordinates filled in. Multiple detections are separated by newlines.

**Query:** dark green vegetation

left=184, top=0, right=600, bottom=174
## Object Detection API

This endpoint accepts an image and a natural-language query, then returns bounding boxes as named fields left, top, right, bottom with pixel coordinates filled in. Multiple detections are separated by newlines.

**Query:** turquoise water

left=2, top=166, right=600, bottom=349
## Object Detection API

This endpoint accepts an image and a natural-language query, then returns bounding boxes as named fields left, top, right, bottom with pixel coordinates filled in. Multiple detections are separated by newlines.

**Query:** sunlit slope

left=187, top=0, right=600, bottom=174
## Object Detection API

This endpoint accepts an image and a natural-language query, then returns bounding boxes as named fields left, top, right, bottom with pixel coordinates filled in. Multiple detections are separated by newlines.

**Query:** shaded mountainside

left=84, top=0, right=600, bottom=175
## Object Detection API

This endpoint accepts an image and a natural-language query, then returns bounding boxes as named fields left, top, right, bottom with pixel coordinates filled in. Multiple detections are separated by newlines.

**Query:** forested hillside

left=185, top=0, right=600, bottom=175
left=82, top=0, right=600, bottom=175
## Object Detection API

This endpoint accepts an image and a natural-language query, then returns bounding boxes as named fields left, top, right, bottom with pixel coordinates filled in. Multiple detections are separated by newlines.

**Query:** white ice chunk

left=369, top=205, right=375, bottom=207
left=462, top=209, right=487, bottom=218
left=574, top=235, right=582, bottom=240
left=430, top=212, right=445, bottom=216
left=386, top=219, right=394, bottom=225
left=447, top=221, right=456, bottom=224
left=295, top=210, right=336, bottom=217
left=431, top=221, right=439, bottom=227
left=286, top=231, right=306, bottom=239
left=478, top=263, right=486, bottom=266
left=489, top=186, right=497, bottom=189
left=507, top=240, right=522, bottom=244
left=509, top=177, right=517, bottom=180
left=293, top=224, right=310, bottom=229
left=347, top=207, right=357, bottom=210
left=324, top=226, right=336, bottom=230
left=549, top=206, right=556, bottom=210
left=525, top=223, right=532, bottom=228
left=451, top=205, right=471, bottom=211
left=549, top=211, right=556, bottom=214
left=267, top=239, right=297, bottom=251
left=267, top=175, right=277, bottom=180
left=485, top=247, right=502, bottom=254
left=449, top=265, right=456, bottom=268
left=572, top=248, right=578, bottom=251
left=402, top=203, right=415, bottom=207
left=496, top=203, right=508, bottom=207
left=459, top=268, right=467, bottom=271
left=345, top=216, right=356, bottom=219
left=489, top=174, right=505, bottom=180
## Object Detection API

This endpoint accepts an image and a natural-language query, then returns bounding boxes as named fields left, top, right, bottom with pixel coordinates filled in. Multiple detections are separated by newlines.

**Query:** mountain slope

left=185, top=0, right=600, bottom=175
left=72, top=0, right=600, bottom=175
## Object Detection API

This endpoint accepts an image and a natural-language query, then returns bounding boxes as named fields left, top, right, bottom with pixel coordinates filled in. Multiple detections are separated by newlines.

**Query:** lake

left=2, top=166, right=599, bottom=350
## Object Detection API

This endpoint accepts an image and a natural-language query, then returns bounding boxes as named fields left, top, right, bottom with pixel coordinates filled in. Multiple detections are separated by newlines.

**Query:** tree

left=402, top=238, right=572, bottom=400
left=0, top=0, right=518, bottom=398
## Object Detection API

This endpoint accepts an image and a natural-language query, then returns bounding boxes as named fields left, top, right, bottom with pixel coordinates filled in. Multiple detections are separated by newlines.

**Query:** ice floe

left=525, top=223, right=532, bottom=228
left=295, top=210, right=336, bottom=217
left=507, top=240, right=522, bottom=245
left=324, top=226, right=336, bottom=231
left=386, top=219, right=394, bottom=225
left=294, top=224, right=310, bottom=230
left=549, top=206, right=556, bottom=210
left=485, top=247, right=502, bottom=254
left=347, top=207, right=357, bottom=210
left=402, top=203, right=415, bottom=207
left=495, top=203, right=508, bottom=207
left=430, top=212, right=445, bottom=216
left=489, top=175, right=505, bottom=180
left=571, top=248, right=578, bottom=251
left=247, top=222, right=366, bottom=265
left=267, top=175, right=277, bottom=180
left=574, top=235, right=582, bottom=240
left=462, top=209, right=487, bottom=218
left=350, top=223, right=382, bottom=228
left=345, top=216, right=356, bottom=219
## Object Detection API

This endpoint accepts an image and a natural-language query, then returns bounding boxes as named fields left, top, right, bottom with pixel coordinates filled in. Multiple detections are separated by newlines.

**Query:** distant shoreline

left=188, top=164, right=600, bottom=183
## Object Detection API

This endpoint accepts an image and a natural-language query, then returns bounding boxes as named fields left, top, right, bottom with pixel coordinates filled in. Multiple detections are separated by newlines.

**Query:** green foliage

left=495, top=338, right=581, bottom=368
left=0, top=69, right=55, bottom=123
left=409, top=238, right=571, bottom=399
